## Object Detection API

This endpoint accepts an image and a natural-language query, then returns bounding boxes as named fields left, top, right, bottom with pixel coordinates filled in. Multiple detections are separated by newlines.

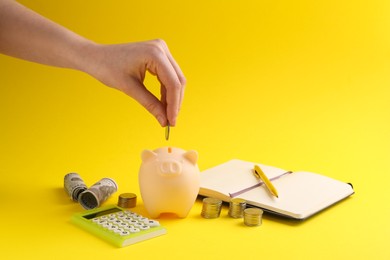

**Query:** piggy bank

left=138, top=147, right=200, bottom=218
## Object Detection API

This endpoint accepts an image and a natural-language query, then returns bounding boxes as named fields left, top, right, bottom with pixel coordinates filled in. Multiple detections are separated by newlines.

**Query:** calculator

left=71, top=205, right=167, bottom=247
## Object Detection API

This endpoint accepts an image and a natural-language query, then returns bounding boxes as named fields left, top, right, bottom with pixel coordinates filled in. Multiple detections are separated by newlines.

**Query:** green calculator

left=71, top=205, right=167, bottom=247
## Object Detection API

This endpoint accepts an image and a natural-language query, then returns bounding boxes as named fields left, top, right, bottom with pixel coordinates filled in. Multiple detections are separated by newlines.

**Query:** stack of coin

left=117, top=193, right=137, bottom=208
left=201, top=197, right=222, bottom=219
left=228, top=198, right=246, bottom=218
left=243, top=208, right=263, bottom=226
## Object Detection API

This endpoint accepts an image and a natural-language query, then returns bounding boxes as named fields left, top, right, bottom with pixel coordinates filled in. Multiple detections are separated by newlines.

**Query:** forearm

left=0, top=0, right=95, bottom=71
left=0, top=0, right=186, bottom=126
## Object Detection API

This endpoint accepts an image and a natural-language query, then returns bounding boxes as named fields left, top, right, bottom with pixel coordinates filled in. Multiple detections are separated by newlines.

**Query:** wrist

left=71, top=40, right=102, bottom=74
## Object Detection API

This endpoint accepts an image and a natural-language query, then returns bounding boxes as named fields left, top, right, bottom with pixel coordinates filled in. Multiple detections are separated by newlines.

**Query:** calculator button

left=128, top=220, right=138, bottom=225
left=120, top=231, right=130, bottom=236
left=123, top=226, right=134, bottom=231
left=92, top=218, right=100, bottom=223
left=133, top=223, right=143, bottom=228
left=128, top=227, right=140, bottom=233
left=119, top=222, right=129, bottom=228
left=98, top=220, right=108, bottom=225
left=114, top=228, right=125, bottom=234
left=108, top=217, right=117, bottom=222
left=124, top=210, right=136, bottom=215
left=124, top=217, right=133, bottom=222
left=114, top=220, right=123, bottom=225
left=108, top=225, right=119, bottom=231
left=102, top=223, right=112, bottom=229
left=145, top=220, right=160, bottom=227
left=100, top=216, right=108, bottom=220
left=139, top=225, right=150, bottom=230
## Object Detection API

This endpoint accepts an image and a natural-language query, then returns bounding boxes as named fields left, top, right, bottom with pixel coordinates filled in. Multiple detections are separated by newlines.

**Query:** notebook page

left=239, top=171, right=353, bottom=218
left=199, top=159, right=287, bottom=197
left=199, top=159, right=354, bottom=219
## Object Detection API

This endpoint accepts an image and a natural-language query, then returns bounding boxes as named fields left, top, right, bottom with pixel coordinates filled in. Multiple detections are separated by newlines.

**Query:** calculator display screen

left=83, top=208, right=122, bottom=219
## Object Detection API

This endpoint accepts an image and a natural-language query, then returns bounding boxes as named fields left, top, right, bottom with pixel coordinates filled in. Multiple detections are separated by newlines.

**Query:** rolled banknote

left=78, top=178, right=118, bottom=209
left=64, top=173, right=87, bottom=202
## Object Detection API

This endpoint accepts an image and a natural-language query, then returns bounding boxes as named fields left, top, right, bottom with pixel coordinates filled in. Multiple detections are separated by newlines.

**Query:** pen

left=254, top=165, right=279, bottom=198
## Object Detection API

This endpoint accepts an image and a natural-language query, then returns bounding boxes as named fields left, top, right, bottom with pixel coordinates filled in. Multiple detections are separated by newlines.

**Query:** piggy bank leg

left=175, top=206, right=193, bottom=218
left=145, top=208, right=162, bottom=219
left=176, top=212, right=189, bottom=218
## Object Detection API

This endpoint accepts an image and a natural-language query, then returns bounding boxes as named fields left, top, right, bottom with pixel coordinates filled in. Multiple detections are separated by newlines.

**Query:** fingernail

left=157, top=115, right=166, bottom=126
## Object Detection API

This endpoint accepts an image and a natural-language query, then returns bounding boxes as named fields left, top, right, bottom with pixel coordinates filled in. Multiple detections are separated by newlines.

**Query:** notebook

left=199, top=159, right=354, bottom=220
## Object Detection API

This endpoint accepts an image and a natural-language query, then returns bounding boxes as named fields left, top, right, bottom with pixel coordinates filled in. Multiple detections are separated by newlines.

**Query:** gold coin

left=228, top=198, right=246, bottom=218
left=117, top=193, right=137, bottom=208
left=244, top=208, right=263, bottom=226
left=201, top=197, right=223, bottom=219
left=165, top=124, right=170, bottom=141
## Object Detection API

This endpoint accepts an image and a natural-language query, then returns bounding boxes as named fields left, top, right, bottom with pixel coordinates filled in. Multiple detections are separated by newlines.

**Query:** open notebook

left=199, top=159, right=354, bottom=220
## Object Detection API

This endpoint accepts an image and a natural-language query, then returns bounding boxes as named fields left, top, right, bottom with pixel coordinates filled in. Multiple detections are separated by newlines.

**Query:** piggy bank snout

left=159, top=160, right=182, bottom=176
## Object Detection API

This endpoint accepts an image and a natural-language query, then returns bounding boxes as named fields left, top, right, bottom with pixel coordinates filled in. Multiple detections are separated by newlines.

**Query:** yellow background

left=1, top=0, right=389, bottom=259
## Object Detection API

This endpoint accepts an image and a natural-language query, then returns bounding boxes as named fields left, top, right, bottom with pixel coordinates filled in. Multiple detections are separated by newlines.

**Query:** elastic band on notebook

left=228, top=171, right=293, bottom=198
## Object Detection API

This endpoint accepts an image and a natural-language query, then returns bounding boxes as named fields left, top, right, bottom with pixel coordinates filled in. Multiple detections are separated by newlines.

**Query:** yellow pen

left=254, top=165, right=279, bottom=198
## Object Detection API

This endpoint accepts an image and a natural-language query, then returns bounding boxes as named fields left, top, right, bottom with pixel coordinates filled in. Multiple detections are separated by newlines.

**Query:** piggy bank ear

left=184, top=150, right=198, bottom=165
left=141, top=150, right=158, bottom=162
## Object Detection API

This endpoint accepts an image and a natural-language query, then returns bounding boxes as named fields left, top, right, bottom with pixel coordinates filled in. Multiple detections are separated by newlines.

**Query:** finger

left=151, top=40, right=186, bottom=123
left=161, top=69, right=182, bottom=126
left=160, top=83, right=167, bottom=108
left=147, top=52, right=182, bottom=126
left=157, top=40, right=186, bottom=86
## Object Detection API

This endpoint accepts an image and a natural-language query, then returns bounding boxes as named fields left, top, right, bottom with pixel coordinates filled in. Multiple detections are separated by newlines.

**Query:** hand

left=0, top=1, right=185, bottom=126
left=83, top=39, right=186, bottom=127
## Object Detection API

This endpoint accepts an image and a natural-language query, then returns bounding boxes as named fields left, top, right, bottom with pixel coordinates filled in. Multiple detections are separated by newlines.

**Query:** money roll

left=64, top=173, right=87, bottom=202
left=78, top=178, right=118, bottom=209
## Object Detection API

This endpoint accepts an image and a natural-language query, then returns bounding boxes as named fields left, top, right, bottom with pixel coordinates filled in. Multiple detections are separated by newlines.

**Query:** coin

left=201, top=197, right=223, bottom=219
left=243, top=208, right=263, bottom=226
left=165, top=124, right=170, bottom=141
left=228, top=198, right=246, bottom=218
left=117, top=193, right=137, bottom=208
